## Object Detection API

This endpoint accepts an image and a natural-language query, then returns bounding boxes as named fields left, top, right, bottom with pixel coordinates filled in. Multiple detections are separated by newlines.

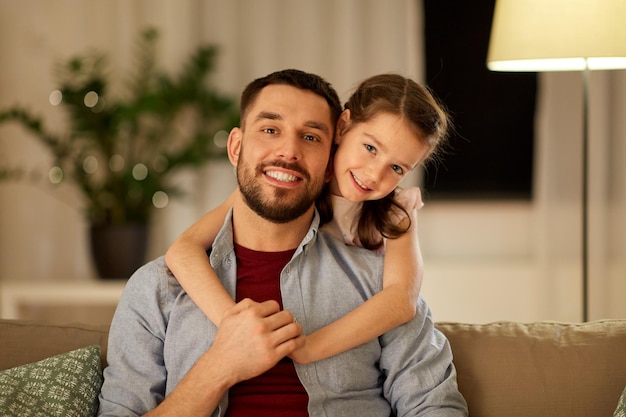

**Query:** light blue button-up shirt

left=98, top=210, right=467, bottom=416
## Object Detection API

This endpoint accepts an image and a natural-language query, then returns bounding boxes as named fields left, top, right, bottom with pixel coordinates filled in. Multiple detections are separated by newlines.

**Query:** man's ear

left=227, top=127, right=242, bottom=166
left=335, top=109, right=351, bottom=144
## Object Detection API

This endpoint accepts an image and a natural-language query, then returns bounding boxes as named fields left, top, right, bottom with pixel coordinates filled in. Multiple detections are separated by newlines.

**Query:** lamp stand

left=582, top=61, right=590, bottom=322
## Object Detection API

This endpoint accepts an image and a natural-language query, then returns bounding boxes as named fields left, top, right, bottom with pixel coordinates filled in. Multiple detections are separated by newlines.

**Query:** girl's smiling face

left=329, top=110, right=428, bottom=203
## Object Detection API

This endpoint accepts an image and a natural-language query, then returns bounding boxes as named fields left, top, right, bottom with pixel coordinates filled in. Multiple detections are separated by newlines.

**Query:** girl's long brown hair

left=336, top=74, right=450, bottom=250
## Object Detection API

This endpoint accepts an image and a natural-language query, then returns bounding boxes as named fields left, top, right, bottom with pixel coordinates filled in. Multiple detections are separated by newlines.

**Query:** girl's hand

left=288, top=334, right=314, bottom=364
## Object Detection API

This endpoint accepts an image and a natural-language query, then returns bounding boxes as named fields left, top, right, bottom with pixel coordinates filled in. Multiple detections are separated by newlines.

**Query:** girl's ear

left=227, top=127, right=242, bottom=166
left=335, top=109, right=351, bottom=143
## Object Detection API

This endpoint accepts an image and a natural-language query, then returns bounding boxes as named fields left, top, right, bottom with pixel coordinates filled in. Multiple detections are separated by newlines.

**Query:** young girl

left=165, top=73, right=449, bottom=364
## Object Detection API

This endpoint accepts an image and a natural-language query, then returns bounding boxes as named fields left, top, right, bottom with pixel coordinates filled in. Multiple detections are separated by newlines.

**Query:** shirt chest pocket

left=319, top=339, right=383, bottom=393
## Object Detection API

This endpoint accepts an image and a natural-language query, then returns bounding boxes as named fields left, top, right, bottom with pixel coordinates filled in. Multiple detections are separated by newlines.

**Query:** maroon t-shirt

left=224, top=244, right=309, bottom=417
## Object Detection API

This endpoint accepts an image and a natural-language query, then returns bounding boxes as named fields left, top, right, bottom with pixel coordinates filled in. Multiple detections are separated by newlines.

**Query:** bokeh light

left=109, top=154, right=125, bottom=172
left=83, top=156, right=99, bottom=174
left=132, top=163, right=148, bottom=180
left=152, top=191, right=169, bottom=208
left=48, top=166, right=63, bottom=184
left=213, top=130, right=229, bottom=148
left=152, top=156, right=168, bottom=173
left=84, top=91, right=99, bottom=108
left=49, top=90, right=63, bottom=106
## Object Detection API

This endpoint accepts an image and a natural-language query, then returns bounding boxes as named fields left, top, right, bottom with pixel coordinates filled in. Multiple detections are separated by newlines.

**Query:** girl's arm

left=290, top=209, right=422, bottom=364
left=165, top=190, right=238, bottom=326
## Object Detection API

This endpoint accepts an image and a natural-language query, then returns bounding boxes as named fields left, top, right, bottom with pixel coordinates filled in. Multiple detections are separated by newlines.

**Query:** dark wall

left=422, top=0, right=537, bottom=200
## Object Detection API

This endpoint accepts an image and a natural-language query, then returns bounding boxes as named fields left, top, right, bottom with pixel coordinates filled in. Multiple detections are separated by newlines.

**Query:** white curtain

left=533, top=69, right=626, bottom=320
left=0, top=0, right=422, bottom=281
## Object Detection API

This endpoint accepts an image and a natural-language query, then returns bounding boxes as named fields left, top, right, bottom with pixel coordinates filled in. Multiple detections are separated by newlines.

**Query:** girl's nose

left=365, top=162, right=385, bottom=184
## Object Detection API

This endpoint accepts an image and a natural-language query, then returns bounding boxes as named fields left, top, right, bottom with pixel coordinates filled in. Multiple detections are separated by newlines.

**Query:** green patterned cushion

left=615, top=386, right=626, bottom=417
left=0, top=345, right=102, bottom=417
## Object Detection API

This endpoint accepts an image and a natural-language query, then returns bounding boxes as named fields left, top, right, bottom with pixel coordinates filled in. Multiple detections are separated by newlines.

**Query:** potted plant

left=0, top=28, right=238, bottom=278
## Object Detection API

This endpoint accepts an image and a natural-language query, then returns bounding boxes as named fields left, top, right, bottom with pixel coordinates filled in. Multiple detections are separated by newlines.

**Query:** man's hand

left=146, top=298, right=303, bottom=416
left=211, top=298, right=304, bottom=383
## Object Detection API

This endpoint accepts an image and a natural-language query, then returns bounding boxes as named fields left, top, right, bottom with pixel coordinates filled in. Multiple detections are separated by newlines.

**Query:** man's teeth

left=266, top=171, right=298, bottom=182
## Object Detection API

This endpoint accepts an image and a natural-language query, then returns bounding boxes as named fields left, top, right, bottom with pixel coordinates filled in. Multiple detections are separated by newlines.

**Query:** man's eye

left=392, top=164, right=404, bottom=175
left=304, top=134, right=317, bottom=142
left=263, top=128, right=277, bottom=134
left=365, top=144, right=376, bottom=154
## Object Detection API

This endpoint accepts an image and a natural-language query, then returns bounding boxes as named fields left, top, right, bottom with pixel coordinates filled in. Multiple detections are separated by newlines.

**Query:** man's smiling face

left=228, top=84, right=334, bottom=223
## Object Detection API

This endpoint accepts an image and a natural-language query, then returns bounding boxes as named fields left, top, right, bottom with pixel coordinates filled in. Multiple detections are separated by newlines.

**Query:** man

left=98, top=69, right=467, bottom=416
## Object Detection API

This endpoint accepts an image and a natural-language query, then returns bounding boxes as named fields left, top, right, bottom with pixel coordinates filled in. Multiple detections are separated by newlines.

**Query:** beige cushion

left=0, top=319, right=109, bottom=371
left=437, top=320, right=626, bottom=417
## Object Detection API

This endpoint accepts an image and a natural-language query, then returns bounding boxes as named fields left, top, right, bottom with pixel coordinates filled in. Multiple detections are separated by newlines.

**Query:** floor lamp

left=486, top=0, right=626, bottom=322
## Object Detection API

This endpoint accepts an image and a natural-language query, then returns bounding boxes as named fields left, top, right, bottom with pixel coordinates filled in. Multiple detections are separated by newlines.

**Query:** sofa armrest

left=0, top=318, right=109, bottom=370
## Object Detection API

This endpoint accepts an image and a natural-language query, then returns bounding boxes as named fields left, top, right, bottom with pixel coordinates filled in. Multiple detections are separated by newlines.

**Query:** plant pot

left=89, top=224, right=148, bottom=279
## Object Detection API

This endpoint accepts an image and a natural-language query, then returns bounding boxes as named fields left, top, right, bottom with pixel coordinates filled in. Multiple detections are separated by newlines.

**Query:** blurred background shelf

left=0, top=280, right=126, bottom=326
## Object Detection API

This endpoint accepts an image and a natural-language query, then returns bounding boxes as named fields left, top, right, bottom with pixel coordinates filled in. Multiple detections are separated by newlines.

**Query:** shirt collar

left=210, top=207, right=321, bottom=263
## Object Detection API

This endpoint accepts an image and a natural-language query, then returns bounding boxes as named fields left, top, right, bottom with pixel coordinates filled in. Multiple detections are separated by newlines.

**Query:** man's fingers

left=264, top=309, right=297, bottom=330
left=243, top=306, right=302, bottom=349
left=274, top=321, right=303, bottom=343
left=225, top=298, right=301, bottom=349
left=274, top=333, right=306, bottom=358
left=253, top=299, right=282, bottom=317
left=225, top=298, right=255, bottom=316
left=227, top=298, right=280, bottom=317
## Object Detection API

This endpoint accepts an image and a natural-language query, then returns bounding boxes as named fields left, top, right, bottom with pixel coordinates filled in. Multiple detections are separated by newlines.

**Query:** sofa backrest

left=2, top=318, right=625, bottom=416
left=0, top=319, right=109, bottom=371
left=436, top=320, right=626, bottom=417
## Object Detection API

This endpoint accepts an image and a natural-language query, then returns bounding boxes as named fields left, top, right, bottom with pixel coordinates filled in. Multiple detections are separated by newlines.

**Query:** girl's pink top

left=323, top=187, right=423, bottom=251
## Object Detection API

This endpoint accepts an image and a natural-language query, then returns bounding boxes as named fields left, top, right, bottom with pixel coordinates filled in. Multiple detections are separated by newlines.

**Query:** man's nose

left=276, top=135, right=303, bottom=160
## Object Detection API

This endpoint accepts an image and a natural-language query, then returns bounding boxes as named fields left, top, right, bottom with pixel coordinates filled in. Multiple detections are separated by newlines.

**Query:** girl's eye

left=392, top=164, right=404, bottom=175
left=365, top=144, right=376, bottom=154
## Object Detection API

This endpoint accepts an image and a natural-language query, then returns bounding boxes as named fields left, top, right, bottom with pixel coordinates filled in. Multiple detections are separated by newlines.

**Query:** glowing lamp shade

left=487, top=0, right=626, bottom=72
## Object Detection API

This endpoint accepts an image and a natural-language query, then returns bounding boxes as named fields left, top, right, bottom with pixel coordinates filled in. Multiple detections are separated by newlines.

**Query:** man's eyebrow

left=304, top=121, right=330, bottom=136
left=254, top=111, right=282, bottom=122
left=254, top=111, right=330, bottom=136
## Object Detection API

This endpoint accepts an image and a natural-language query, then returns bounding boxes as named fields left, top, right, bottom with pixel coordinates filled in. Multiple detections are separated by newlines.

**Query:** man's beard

left=237, top=157, right=325, bottom=224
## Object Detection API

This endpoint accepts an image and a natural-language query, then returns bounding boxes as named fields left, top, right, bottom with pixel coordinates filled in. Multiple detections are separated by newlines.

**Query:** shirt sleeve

left=379, top=297, right=468, bottom=417
left=98, top=259, right=170, bottom=416
left=396, top=187, right=424, bottom=211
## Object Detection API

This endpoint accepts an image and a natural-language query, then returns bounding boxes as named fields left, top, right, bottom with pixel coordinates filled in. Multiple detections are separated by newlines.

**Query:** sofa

left=1, top=318, right=625, bottom=416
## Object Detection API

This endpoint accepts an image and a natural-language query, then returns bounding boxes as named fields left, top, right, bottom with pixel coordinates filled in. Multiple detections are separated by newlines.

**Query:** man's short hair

left=239, top=69, right=342, bottom=127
